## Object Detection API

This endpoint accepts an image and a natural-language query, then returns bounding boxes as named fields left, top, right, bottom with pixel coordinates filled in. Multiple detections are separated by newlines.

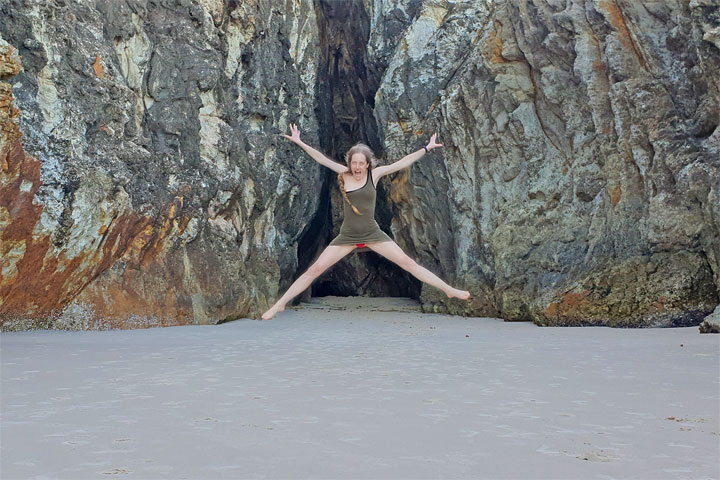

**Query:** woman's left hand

left=427, top=133, right=443, bottom=151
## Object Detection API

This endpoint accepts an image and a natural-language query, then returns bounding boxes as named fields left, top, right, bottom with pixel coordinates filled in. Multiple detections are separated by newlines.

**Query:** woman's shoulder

left=371, top=165, right=389, bottom=182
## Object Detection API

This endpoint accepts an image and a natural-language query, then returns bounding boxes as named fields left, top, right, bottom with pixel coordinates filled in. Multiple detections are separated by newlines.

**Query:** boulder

left=699, top=305, right=719, bottom=333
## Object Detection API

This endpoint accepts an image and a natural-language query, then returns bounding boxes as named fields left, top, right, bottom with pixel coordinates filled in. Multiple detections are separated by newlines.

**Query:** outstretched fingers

left=428, top=133, right=443, bottom=149
left=283, top=122, right=301, bottom=143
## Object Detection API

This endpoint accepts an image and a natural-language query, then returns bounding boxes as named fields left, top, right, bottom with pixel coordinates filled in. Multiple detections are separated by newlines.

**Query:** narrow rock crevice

left=306, top=0, right=420, bottom=300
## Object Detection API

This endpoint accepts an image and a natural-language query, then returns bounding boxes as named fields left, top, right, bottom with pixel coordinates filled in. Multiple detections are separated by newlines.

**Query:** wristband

left=423, top=145, right=428, bottom=153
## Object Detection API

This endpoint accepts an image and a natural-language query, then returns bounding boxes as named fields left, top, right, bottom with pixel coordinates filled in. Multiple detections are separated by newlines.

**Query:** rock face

left=371, top=0, right=720, bottom=326
left=699, top=304, right=719, bottom=334
left=1, top=0, right=326, bottom=328
left=1, top=0, right=718, bottom=329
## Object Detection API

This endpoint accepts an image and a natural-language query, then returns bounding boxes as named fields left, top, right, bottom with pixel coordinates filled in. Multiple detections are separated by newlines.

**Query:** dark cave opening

left=291, top=0, right=420, bottom=302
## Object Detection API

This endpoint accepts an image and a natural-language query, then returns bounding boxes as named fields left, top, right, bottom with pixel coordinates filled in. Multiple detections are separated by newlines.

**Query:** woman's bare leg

left=261, top=244, right=356, bottom=320
left=367, top=241, right=470, bottom=300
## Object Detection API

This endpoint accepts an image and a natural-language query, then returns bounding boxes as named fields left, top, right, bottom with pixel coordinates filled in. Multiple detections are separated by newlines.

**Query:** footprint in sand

left=101, top=467, right=131, bottom=475
left=577, top=450, right=616, bottom=462
left=113, top=438, right=135, bottom=443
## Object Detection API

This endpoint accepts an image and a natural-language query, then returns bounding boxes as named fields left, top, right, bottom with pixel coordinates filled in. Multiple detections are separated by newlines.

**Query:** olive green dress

left=329, top=169, right=392, bottom=248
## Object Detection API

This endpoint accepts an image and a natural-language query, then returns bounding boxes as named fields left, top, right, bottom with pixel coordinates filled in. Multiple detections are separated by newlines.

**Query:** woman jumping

left=261, top=123, right=471, bottom=320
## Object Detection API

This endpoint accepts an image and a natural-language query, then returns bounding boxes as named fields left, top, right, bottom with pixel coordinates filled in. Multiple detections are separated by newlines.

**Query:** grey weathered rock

left=699, top=304, right=719, bottom=333
left=371, top=0, right=720, bottom=326
left=1, top=0, right=326, bottom=327
left=1, top=0, right=718, bottom=329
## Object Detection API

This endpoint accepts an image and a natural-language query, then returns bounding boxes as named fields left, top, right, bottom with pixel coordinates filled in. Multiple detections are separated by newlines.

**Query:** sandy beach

left=2, top=296, right=719, bottom=479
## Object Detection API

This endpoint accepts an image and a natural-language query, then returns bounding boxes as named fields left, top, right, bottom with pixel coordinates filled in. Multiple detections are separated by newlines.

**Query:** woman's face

left=349, top=153, right=368, bottom=178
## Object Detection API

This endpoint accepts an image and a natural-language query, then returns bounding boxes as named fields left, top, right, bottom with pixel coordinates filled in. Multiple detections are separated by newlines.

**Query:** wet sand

left=2, top=296, right=719, bottom=479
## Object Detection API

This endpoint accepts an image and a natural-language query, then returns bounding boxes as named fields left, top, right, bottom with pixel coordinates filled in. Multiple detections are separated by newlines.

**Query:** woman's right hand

left=283, top=122, right=302, bottom=144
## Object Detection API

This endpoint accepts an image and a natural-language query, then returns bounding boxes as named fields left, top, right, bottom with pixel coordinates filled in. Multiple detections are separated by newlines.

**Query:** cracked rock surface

left=372, top=0, right=720, bottom=326
left=1, top=0, right=326, bottom=327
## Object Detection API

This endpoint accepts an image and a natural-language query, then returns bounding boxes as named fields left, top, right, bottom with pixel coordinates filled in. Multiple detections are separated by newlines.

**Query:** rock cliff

left=371, top=0, right=720, bottom=326
left=1, top=0, right=327, bottom=328
left=1, top=0, right=718, bottom=329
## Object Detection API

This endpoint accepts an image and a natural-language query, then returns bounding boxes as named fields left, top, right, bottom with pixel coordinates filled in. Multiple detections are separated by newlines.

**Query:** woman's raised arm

left=373, top=133, right=443, bottom=180
left=283, top=123, right=348, bottom=174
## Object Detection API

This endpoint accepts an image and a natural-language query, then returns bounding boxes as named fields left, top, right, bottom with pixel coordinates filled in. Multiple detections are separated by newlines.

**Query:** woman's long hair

left=338, top=143, right=377, bottom=216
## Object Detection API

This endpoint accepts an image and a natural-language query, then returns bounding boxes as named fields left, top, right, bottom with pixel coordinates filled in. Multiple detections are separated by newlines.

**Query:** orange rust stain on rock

left=1, top=63, right=193, bottom=327
left=610, top=186, right=621, bottom=207
left=650, top=296, right=666, bottom=312
left=544, top=290, right=591, bottom=318
left=483, top=23, right=505, bottom=64
left=71, top=215, right=200, bottom=329
left=565, top=290, right=590, bottom=306
left=0, top=95, right=21, bottom=141
left=0, top=234, right=84, bottom=316
left=388, top=169, right=411, bottom=204
left=427, top=98, right=439, bottom=115
left=1, top=56, right=116, bottom=324
left=19, top=148, right=41, bottom=181
left=1, top=198, right=162, bottom=324
left=97, top=212, right=153, bottom=273
left=597, top=0, right=649, bottom=71
left=1, top=142, right=42, bottom=243
left=600, top=0, right=629, bottom=44
left=92, top=55, right=103, bottom=78
left=0, top=138, right=154, bottom=323
left=0, top=44, right=23, bottom=77
left=1, top=74, right=201, bottom=327
left=123, top=224, right=155, bottom=266
left=135, top=196, right=184, bottom=269
left=167, top=196, right=182, bottom=219
left=175, top=214, right=191, bottom=235
left=544, top=301, right=558, bottom=318
left=2, top=64, right=23, bottom=150
left=0, top=145, right=86, bottom=317
left=77, top=280, right=193, bottom=329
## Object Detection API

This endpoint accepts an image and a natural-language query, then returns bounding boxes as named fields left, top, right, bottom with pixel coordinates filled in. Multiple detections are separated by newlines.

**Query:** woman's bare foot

left=261, top=304, right=285, bottom=320
left=447, top=288, right=471, bottom=301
